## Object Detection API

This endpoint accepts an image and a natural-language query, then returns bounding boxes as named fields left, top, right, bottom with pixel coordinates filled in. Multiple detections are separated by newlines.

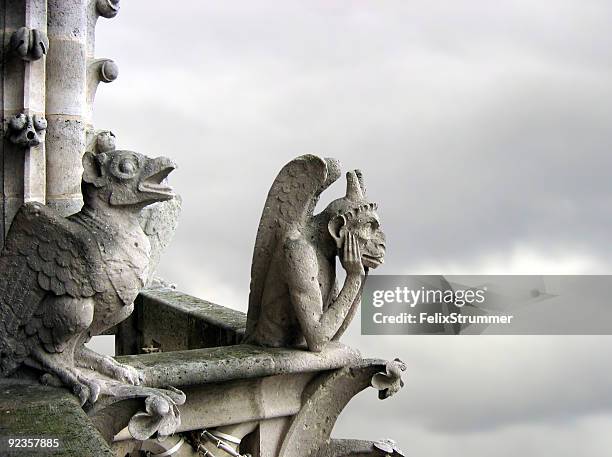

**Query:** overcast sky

left=93, top=2, right=612, bottom=455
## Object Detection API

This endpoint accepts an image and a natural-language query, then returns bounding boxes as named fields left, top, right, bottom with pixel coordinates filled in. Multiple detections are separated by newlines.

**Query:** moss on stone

left=0, top=381, right=114, bottom=457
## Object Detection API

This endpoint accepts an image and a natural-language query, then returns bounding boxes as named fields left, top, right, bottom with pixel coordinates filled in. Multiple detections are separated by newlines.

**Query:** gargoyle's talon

left=109, top=362, right=144, bottom=386
left=73, top=384, right=91, bottom=407
left=88, top=380, right=101, bottom=403
left=75, top=375, right=101, bottom=404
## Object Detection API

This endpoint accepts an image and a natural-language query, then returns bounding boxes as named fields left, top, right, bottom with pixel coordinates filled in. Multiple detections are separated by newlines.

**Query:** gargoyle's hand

left=340, top=232, right=365, bottom=276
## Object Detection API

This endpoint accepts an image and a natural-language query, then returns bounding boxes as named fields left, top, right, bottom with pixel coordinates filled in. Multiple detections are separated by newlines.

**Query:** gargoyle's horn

left=355, top=169, right=366, bottom=196
left=345, top=170, right=364, bottom=202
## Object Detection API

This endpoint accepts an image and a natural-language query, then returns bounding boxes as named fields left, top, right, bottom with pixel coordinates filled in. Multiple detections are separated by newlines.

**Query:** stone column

left=1, top=0, right=48, bottom=248
left=0, top=0, right=118, bottom=249
left=45, top=0, right=118, bottom=216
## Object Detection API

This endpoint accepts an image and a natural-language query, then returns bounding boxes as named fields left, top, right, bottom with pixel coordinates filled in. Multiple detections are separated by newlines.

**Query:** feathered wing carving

left=0, top=202, right=102, bottom=375
left=246, top=155, right=341, bottom=338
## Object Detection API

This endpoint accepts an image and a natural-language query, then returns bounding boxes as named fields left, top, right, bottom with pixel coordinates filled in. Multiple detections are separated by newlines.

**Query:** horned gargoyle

left=245, top=155, right=386, bottom=351
left=0, top=132, right=176, bottom=406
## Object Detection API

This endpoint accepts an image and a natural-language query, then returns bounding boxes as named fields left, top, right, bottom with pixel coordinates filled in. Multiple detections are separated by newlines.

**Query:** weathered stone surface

left=9, top=27, right=49, bottom=61
left=7, top=113, right=47, bottom=147
left=45, top=42, right=87, bottom=115
left=44, top=116, right=86, bottom=215
left=0, top=379, right=114, bottom=456
left=245, top=417, right=291, bottom=457
left=139, top=197, right=182, bottom=287
left=119, top=342, right=361, bottom=388
left=1, top=1, right=47, bottom=247
left=4, top=0, right=25, bottom=29
left=2, top=65, right=26, bottom=113
left=140, top=289, right=246, bottom=350
left=85, top=58, right=118, bottom=123
left=45, top=0, right=88, bottom=218
left=141, top=289, right=247, bottom=335
left=115, top=289, right=245, bottom=358
left=46, top=0, right=88, bottom=41
left=112, top=373, right=311, bottom=440
left=245, top=155, right=386, bottom=351
left=95, top=0, right=120, bottom=19
left=278, top=360, right=404, bottom=457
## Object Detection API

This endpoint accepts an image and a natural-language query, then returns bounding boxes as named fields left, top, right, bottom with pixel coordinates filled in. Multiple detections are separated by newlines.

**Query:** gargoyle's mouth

left=139, top=157, right=176, bottom=199
left=362, top=254, right=384, bottom=268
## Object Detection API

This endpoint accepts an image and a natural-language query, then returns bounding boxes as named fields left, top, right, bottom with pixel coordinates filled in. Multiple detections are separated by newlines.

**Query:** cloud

left=335, top=413, right=612, bottom=457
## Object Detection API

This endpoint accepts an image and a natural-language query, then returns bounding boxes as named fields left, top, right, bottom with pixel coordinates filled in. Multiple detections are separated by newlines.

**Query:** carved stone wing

left=0, top=202, right=101, bottom=374
left=138, top=196, right=182, bottom=287
left=246, top=155, right=341, bottom=338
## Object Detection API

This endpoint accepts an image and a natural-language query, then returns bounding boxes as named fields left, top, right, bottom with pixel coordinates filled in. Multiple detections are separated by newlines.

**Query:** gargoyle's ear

left=82, top=151, right=108, bottom=187
left=328, top=214, right=347, bottom=249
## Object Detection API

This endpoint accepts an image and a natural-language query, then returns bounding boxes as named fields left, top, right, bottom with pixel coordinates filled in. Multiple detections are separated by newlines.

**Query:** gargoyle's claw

left=74, top=376, right=101, bottom=405
left=111, top=363, right=144, bottom=386
left=73, top=384, right=88, bottom=406
left=88, top=380, right=101, bottom=403
left=73, top=381, right=99, bottom=406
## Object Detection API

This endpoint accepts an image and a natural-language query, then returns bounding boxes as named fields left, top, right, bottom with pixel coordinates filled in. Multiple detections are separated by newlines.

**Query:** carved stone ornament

left=0, top=132, right=183, bottom=438
left=7, top=113, right=47, bottom=147
left=370, top=358, right=406, bottom=399
left=96, top=0, right=121, bottom=18
left=9, top=27, right=49, bottom=61
left=245, top=155, right=387, bottom=351
left=374, top=439, right=405, bottom=456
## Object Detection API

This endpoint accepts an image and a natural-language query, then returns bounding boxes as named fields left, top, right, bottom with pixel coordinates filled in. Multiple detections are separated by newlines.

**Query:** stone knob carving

left=7, top=113, right=47, bottom=147
left=128, top=387, right=185, bottom=441
left=96, top=0, right=120, bottom=18
left=100, top=60, right=119, bottom=83
left=9, top=27, right=49, bottom=61
left=96, top=130, right=117, bottom=153
left=370, top=358, right=406, bottom=399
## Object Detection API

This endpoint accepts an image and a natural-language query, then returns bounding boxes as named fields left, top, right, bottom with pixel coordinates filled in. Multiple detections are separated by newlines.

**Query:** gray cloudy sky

left=93, top=1, right=612, bottom=455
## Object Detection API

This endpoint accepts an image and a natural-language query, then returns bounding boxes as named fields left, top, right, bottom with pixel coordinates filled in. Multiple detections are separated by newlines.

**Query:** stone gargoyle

left=0, top=133, right=178, bottom=409
left=245, top=154, right=386, bottom=351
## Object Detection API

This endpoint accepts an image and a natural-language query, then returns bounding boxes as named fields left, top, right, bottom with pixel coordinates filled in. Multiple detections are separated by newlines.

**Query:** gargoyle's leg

left=29, top=346, right=102, bottom=406
left=74, top=345, right=143, bottom=386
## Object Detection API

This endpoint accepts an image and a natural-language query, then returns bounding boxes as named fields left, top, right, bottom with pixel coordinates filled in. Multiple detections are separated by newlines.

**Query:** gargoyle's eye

left=119, top=159, right=136, bottom=175
left=112, top=155, right=139, bottom=180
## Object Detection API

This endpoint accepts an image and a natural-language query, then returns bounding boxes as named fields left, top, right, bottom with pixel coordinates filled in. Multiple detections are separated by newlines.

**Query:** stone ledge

left=0, top=380, right=114, bottom=456
left=113, top=289, right=248, bottom=354
left=118, top=342, right=361, bottom=388
left=140, top=288, right=247, bottom=335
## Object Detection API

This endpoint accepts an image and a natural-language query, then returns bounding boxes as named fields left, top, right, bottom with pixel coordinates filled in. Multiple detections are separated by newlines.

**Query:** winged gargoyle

left=244, top=155, right=386, bottom=351
left=0, top=132, right=176, bottom=406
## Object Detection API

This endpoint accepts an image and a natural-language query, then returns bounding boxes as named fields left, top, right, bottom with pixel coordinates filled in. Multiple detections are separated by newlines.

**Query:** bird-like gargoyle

left=0, top=133, right=176, bottom=405
left=245, top=155, right=386, bottom=351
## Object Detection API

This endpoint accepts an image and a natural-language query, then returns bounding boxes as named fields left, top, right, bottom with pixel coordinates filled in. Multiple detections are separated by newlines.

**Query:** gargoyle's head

left=82, top=134, right=175, bottom=210
left=324, top=170, right=386, bottom=269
